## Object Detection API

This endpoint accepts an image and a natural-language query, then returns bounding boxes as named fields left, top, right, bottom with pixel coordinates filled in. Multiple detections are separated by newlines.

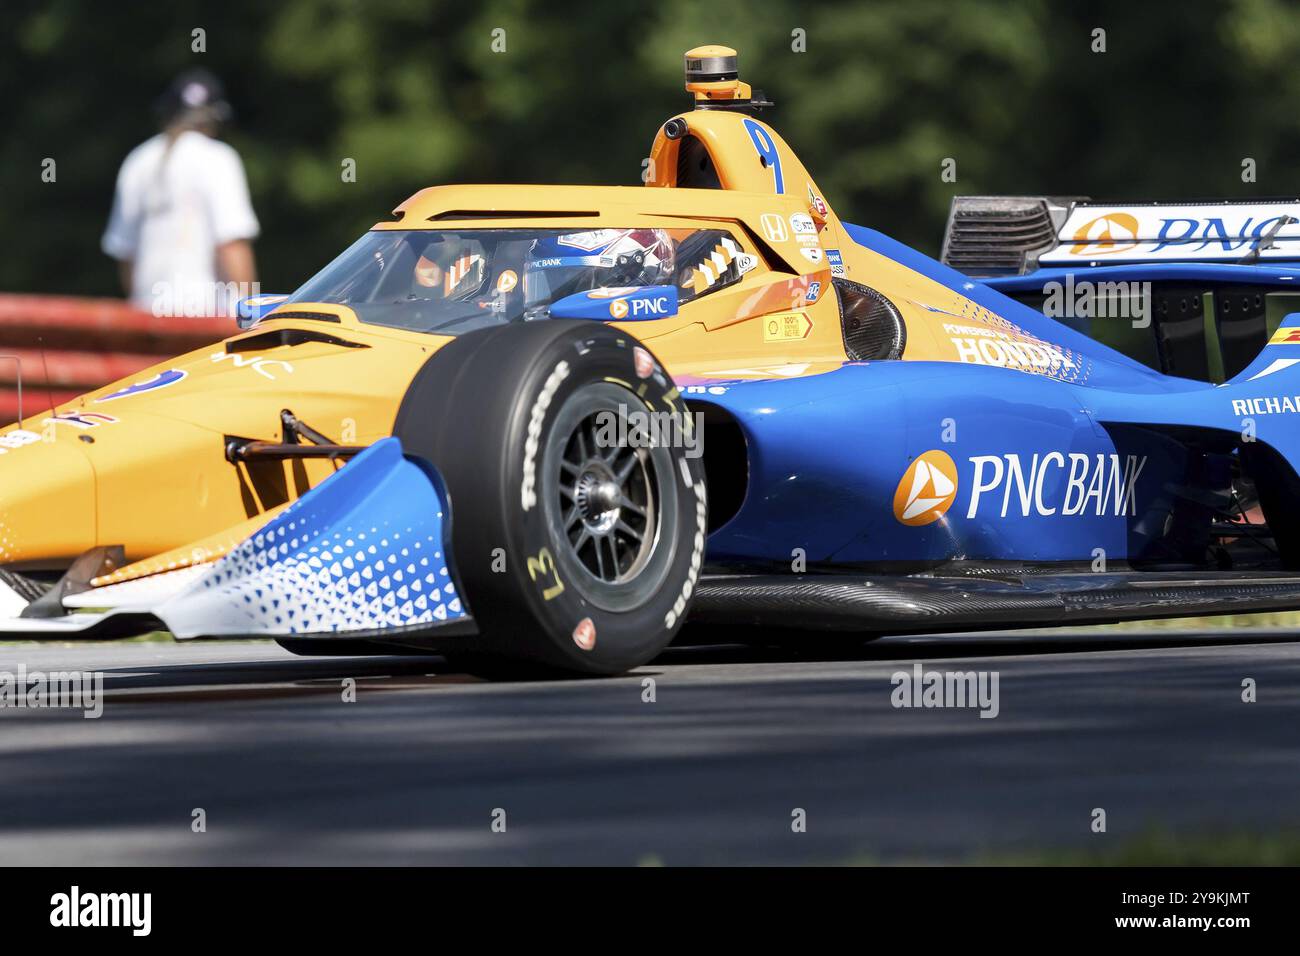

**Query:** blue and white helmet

left=524, top=228, right=674, bottom=307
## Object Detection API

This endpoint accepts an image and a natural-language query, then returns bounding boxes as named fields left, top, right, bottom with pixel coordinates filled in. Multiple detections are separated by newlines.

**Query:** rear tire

left=394, top=321, right=707, bottom=675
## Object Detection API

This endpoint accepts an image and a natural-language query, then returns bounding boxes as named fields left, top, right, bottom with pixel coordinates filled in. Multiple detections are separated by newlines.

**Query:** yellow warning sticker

left=762, top=311, right=813, bottom=342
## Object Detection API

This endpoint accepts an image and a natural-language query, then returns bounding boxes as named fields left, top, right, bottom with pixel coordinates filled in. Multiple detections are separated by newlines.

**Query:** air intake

left=834, top=281, right=905, bottom=361
left=262, top=311, right=341, bottom=323
left=941, top=196, right=1075, bottom=276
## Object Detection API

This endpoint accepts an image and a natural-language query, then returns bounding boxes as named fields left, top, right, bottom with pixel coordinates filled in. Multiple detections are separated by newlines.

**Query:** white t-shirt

left=102, top=130, right=259, bottom=316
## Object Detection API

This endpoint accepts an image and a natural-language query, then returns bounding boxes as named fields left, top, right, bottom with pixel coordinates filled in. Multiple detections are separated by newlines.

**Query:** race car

left=4, top=45, right=1300, bottom=676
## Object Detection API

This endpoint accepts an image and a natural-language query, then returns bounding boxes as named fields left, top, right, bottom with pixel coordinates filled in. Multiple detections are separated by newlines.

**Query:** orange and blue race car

left=4, top=46, right=1300, bottom=675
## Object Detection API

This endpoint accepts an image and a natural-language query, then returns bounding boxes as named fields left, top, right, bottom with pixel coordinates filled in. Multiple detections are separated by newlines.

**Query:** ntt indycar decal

left=894, top=450, right=1147, bottom=526
left=1040, top=201, right=1300, bottom=264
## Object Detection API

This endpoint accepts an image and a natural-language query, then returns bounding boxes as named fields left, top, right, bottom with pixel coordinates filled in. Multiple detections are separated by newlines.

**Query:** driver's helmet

left=413, top=236, right=486, bottom=301
left=524, top=228, right=674, bottom=308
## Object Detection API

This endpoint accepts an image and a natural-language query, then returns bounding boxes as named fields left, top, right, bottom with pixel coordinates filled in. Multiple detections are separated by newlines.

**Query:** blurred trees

left=1, top=0, right=1298, bottom=296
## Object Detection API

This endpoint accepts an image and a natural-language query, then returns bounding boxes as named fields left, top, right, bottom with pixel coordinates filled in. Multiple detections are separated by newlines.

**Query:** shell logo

left=1068, top=212, right=1141, bottom=256
left=609, top=298, right=629, bottom=319
left=893, top=450, right=959, bottom=526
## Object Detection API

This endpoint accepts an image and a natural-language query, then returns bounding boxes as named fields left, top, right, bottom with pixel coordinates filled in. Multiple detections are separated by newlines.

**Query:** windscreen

left=285, top=227, right=744, bottom=334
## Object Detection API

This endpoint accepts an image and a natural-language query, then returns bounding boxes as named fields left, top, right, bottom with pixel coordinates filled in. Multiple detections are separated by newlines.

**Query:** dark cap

left=155, top=68, right=233, bottom=126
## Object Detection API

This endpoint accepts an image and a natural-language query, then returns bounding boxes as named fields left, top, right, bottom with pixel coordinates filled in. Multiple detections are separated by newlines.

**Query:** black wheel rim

left=541, top=382, right=679, bottom=613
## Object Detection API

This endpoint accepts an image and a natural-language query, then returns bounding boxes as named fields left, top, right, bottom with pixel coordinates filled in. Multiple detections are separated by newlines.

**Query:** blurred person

left=102, top=68, right=259, bottom=317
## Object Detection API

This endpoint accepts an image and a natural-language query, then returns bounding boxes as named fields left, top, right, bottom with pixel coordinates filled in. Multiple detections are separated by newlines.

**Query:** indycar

left=5, top=45, right=1300, bottom=675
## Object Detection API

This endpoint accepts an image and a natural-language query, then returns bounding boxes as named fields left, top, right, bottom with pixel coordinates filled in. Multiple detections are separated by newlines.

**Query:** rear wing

left=942, top=196, right=1300, bottom=276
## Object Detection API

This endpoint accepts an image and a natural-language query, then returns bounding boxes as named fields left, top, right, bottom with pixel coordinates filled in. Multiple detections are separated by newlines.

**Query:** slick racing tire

left=393, top=320, right=707, bottom=675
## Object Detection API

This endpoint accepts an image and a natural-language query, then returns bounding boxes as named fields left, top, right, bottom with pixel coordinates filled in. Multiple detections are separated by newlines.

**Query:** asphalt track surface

left=2, top=627, right=1299, bottom=865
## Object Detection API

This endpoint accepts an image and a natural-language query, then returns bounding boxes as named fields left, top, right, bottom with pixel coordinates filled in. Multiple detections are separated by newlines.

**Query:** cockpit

left=285, top=226, right=748, bottom=335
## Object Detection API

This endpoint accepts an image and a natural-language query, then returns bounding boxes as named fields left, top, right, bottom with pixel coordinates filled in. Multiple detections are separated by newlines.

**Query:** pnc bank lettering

left=967, top=452, right=1146, bottom=519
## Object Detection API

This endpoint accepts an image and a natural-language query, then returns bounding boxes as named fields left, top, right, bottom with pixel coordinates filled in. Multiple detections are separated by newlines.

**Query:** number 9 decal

left=743, top=118, right=784, bottom=194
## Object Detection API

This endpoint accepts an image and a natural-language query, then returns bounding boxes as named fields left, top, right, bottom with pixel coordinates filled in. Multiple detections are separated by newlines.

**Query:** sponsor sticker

left=806, top=280, right=821, bottom=303
left=558, top=229, right=622, bottom=251
left=1042, top=202, right=1300, bottom=263
left=894, top=449, right=1147, bottom=525
left=800, top=247, right=823, bottom=264
left=943, top=322, right=1078, bottom=374
left=44, top=412, right=117, bottom=429
left=789, top=213, right=817, bottom=236
left=210, top=352, right=294, bottom=380
left=893, top=450, right=959, bottom=526
left=609, top=298, right=630, bottom=319
left=1231, top=394, right=1300, bottom=416
left=825, top=248, right=846, bottom=277
left=1065, top=212, right=1141, bottom=256
left=966, top=452, right=1145, bottom=518
left=0, top=429, right=41, bottom=456
left=760, top=214, right=788, bottom=243
left=762, top=310, right=813, bottom=342
left=807, top=185, right=829, bottom=218
left=95, top=368, right=187, bottom=403
left=683, top=384, right=730, bottom=395
left=496, top=270, right=518, bottom=293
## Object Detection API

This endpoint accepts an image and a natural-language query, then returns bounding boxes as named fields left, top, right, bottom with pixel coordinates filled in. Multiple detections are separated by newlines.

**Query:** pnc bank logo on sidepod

left=1068, top=212, right=1141, bottom=256
left=893, top=450, right=958, bottom=526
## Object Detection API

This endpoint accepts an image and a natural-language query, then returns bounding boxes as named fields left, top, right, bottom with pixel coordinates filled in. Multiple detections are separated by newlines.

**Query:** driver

left=523, top=228, right=674, bottom=309
left=413, top=236, right=486, bottom=300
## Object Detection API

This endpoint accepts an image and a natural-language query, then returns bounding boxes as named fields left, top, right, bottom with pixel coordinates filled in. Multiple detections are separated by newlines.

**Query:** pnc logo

left=609, top=298, right=629, bottom=319
left=893, top=450, right=958, bottom=526
left=1068, top=212, right=1140, bottom=256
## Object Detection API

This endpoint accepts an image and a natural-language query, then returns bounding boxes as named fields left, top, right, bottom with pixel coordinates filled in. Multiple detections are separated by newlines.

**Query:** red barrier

left=0, top=296, right=234, bottom=425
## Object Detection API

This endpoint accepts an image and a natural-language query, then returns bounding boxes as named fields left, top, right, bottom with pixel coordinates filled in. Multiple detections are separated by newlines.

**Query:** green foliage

left=1, top=0, right=1296, bottom=297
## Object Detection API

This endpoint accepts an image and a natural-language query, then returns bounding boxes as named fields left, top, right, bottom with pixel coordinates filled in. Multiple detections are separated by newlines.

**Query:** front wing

left=0, top=439, right=470, bottom=642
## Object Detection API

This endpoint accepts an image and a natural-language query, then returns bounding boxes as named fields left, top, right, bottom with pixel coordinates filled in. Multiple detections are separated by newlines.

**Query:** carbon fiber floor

left=692, top=570, right=1300, bottom=632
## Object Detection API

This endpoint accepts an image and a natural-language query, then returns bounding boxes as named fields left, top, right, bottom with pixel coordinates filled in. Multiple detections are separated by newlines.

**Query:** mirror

left=235, top=294, right=290, bottom=329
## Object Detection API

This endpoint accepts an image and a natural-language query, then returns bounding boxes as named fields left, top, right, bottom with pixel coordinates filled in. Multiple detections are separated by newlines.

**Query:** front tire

left=394, top=321, right=707, bottom=675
